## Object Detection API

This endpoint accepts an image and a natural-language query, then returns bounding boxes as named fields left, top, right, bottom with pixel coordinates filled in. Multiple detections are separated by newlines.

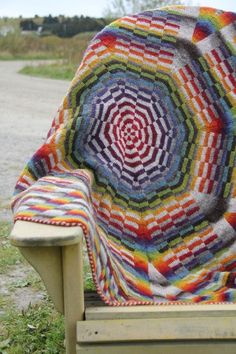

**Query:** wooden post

left=62, top=241, right=84, bottom=354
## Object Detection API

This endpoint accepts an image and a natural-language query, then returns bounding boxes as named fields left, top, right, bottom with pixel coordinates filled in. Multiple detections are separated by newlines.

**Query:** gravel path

left=0, top=61, right=70, bottom=221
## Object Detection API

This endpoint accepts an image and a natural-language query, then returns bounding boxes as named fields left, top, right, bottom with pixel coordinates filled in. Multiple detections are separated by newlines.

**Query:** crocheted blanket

left=12, top=6, right=236, bottom=305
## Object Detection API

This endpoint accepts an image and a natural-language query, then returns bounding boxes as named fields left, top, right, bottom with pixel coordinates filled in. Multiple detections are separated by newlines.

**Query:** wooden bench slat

left=85, top=303, right=236, bottom=320
left=77, top=316, right=236, bottom=343
left=76, top=342, right=236, bottom=354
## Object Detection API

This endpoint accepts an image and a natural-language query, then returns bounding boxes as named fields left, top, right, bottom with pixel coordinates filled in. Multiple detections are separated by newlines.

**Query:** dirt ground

left=0, top=262, right=45, bottom=313
left=0, top=60, right=69, bottom=221
left=0, top=61, right=69, bottom=312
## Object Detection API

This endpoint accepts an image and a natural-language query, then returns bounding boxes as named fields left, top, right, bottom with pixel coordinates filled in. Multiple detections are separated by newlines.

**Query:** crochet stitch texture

left=12, top=6, right=236, bottom=305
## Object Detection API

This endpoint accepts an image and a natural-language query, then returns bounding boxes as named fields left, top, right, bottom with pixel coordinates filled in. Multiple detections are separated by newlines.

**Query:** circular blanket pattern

left=12, top=6, right=236, bottom=304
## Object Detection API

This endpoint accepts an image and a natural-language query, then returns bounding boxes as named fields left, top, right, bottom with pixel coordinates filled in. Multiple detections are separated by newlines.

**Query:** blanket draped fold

left=12, top=6, right=236, bottom=305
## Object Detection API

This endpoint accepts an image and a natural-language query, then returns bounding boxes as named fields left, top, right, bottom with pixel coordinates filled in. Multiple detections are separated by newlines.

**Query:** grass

left=0, top=32, right=63, bottom=61
left=0, top=18, right=97, bottom=79
left=20, top=62, right=76, bottom=81
left=0, top=222, right=22, bottom=273
left=0, top=301, right=65, bottom=354
left=0, top=29, right=96, bottom=80
left=0, top=221, right=95, bottom=353
left=0, top=221, right=64, bottom=353
left=0, top=52, right=60, bottom=61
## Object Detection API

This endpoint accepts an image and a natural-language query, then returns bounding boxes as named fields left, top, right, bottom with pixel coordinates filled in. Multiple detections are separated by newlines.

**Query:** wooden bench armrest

left=10, top=220, right=85, bottom=353
left=10, top=220, right=83, bottom=247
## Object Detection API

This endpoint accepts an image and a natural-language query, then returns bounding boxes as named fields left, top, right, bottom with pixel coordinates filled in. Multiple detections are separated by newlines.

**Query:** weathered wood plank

left=63, top=243, right=84, bottom=354
left=76, top=341, right=236, bottom=354
left=86, top=303, right=236, bottom=320
left=77, top=317, right=236, bottom=343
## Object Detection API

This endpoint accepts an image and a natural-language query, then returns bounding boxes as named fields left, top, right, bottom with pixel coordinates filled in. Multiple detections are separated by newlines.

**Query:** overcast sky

left=1, top=0, right=235, bottom=17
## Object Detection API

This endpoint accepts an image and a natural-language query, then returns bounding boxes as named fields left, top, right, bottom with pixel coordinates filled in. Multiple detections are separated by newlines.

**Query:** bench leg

left=63, top=242, right=84, bottom=354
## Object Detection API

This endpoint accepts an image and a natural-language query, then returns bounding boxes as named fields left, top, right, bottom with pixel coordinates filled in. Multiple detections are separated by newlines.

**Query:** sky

left=0, top=0, right=236, bottom=18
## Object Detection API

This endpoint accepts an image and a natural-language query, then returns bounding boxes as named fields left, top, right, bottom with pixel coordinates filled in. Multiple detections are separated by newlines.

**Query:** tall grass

left=0, top=30, right=96, bottom=79
left=0, top=31, right=95, bottom=64
left=0, top=17, right=98, bottom=79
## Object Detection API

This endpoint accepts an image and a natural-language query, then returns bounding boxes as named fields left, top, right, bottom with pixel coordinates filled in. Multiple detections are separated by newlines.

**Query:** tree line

left=20, top=15, right=112, bottom=37
left=20, top=0, right=183, bottom=37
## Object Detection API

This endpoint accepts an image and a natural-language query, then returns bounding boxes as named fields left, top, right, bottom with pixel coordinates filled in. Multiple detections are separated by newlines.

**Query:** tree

left=104, top=0, right=183, bottom=17
left=43, top=15, right=59, bottom=24
left=20, top=19, right=38, bottom=31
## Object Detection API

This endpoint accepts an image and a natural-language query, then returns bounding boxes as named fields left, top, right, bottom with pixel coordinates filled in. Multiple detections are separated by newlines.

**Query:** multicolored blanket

left=12, top=6, right=236, bottom=305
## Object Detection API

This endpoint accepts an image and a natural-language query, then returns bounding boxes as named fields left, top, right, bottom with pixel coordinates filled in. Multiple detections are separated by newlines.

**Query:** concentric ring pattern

left=12, top=6, right=236, bottom=304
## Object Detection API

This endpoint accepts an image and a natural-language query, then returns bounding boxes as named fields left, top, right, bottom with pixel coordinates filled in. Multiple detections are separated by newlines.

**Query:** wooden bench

left=10, top=221, right=236, bottom=354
